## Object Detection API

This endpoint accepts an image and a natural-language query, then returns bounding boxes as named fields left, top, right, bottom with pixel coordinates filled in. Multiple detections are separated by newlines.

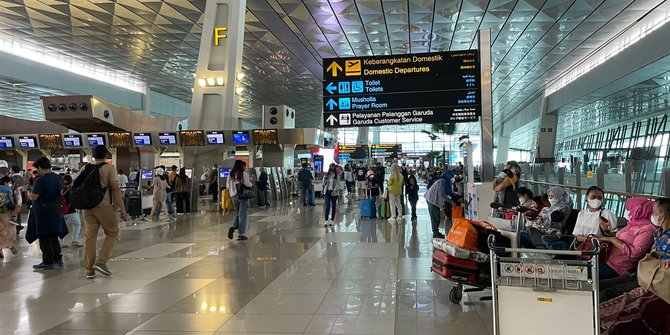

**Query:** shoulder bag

left=637, top=252, right=670, bottom=304
left=235, top=173, right=255, bottom=200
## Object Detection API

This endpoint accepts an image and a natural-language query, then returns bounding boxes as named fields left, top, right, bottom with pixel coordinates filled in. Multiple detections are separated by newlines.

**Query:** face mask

left=651, top=215, right=661, bottom=226
left=623, top=210, right=630, bottom=221
left=548, top=199, right=558, bottom=206
left=588, top=199, right=602, bottom=209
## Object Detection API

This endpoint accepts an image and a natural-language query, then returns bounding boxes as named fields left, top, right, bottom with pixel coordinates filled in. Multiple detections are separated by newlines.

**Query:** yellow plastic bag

left=221, top=189, right=234, bottom=213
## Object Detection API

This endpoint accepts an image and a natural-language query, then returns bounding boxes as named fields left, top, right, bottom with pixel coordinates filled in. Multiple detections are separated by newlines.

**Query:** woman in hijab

left=598, top=198, right=656, bottom=280
left=535, top=186, right=573, bottom=234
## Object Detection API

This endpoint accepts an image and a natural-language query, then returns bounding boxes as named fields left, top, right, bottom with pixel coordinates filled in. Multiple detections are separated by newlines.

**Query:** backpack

left=71, top=163, right=109, bottom=209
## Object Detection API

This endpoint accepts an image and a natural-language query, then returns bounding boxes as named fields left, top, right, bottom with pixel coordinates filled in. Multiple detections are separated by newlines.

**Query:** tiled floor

left=0, top=191, right=493, bottom=334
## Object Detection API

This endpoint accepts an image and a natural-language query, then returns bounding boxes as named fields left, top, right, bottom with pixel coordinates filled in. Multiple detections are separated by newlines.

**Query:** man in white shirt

left=117, top=169, right=129, bottom=188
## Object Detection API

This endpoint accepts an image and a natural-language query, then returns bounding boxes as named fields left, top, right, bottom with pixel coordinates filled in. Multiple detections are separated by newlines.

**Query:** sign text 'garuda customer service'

left=322, top=51, right=481, bottom=128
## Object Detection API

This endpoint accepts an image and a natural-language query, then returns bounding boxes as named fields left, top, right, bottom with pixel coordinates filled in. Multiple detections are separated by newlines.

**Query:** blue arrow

left=326, top=82, right=337, bottom=94
left=326, top=99, right=337, bottom=110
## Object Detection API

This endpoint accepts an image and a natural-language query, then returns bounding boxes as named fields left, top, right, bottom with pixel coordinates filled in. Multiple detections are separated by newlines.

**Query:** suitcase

left=125, top=190, right=142, bottom=218
left=360, top=199, right=375, bottom=218
left=378, top=199, right=391, bottom=218
left=431, top=249, right=478, bottom=282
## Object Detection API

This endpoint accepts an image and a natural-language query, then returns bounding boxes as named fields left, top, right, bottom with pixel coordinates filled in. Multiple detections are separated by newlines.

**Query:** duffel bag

left=447, top=218, right=479, bottom=250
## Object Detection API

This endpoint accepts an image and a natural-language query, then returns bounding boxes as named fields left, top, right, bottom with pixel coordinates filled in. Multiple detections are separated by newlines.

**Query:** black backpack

left=71, top=163, right=109, bottom=209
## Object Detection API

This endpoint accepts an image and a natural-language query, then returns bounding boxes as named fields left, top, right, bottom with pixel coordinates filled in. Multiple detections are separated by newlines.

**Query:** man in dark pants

left=298, top=163, right=314, bottom=206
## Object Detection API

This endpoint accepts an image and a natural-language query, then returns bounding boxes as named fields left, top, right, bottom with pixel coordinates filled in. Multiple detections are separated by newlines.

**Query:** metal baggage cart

left=487, top=236, right=601, bottom=335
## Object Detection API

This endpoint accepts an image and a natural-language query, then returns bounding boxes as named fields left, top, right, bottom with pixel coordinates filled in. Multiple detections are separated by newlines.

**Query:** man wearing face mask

left=573, top=186, right=617, bottom=241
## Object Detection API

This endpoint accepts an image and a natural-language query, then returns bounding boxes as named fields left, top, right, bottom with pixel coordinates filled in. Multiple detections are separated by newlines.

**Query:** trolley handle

left=489, top=202, right=536, bottom=214
left=487, top=235, right=601, bottom=256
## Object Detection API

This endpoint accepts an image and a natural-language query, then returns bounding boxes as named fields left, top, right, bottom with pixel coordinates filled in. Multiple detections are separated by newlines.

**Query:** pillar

left=185, top=0, right=245, bottom=212
left=478, top=29, right=494, bottom=181
left=495, top=121, right=510, bottom=166
left=533, top=97, right=558, bottom=163
left=356, top=127, right=370, bottom=145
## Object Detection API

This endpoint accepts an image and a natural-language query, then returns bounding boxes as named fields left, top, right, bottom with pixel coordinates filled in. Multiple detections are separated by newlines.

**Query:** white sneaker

left=397, top=216, right=404, bottom=222
left=324, top=220, right=330, bottom=227
left=388, top=218, right=396, bottom=224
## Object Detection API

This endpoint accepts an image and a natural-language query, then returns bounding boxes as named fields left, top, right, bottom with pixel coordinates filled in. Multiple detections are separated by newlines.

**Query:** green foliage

left=432, top=123, right=457, bottom=135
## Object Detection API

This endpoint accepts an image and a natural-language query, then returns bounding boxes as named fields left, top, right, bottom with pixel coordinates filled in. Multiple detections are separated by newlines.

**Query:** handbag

left=235, top=182, right=255, bottom=200
left=221, top=189, right=234, bottom=213
left=575, top=236, right=610, bottom=263
left=637, top=252, right=670, bottom=304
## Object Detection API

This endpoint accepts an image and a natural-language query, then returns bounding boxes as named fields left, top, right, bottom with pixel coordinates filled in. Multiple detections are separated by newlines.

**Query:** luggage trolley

left=487, top=236, right=601, bottom=335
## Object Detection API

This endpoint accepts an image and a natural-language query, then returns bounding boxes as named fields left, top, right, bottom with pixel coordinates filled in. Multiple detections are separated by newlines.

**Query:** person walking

left=298, top=163, right=314, bottom=206
left=387, top=163, right=405, bottom=224
left=174, top=167, right=191, bottom=214
left=406, top=175, right=420, bottom=221
left=78, top=145, right=130, bottom=278
left=353, top=161, right=367, bottom=199
left=343, top=165, right=354, bottom=197
left=257, top=167, right=271, bottom=207
left=144, top=167, right=170, bottom=221
left=0, top=176, right=18, bottom=258
left=27, top=157, right=68, bottom=270
left=59, top=175, right=82, bottom=247
left=322, top=167, right=340, bottom=226
left=227, top=160, right=253, bottom=241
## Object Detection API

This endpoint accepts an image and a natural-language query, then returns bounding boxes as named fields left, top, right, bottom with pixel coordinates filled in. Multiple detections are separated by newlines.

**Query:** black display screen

left=63, top=135, right=82, bottom=148
left=159, top=133, right=177, bottom=145
left=206, top=131, right=225, bottom=145
left=0, top=136, right=14, bottom=149
left=87, top=134, right=105, bottom=147
left=133, top=133, right=152, bottom=146
left=19, top=136, right=37, bottom=149
left=232, top=131, right=250, bottom=144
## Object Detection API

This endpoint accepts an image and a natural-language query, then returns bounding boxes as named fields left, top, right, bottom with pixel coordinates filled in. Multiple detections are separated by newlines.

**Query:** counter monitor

left=38, top=134, right=62, bottom=149
left=108, top=132, right=133, bottom=148
left=87, top=134, right=105, bottom=147
left=252, top=129, right=278, bottom=145
left=232, top=131, right=250, bottom=144
left=159, top=132, right=177, bottom=145
left=141, top=169, right=153, bottom=180
left=0, top=136, right=14, bottom=149
left=133, top=133, right=152, bottom=146
left=178, top=130, right=205, bottom=146
left=18, top=136, right=37, bottom=149
left=63, top=134, right=82, bottom=148
left=206, top=131, right=225, bottom=145
left=219, top=168, right=230, bottom=178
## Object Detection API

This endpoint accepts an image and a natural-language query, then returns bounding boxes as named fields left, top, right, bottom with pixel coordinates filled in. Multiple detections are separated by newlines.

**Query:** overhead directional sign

left=337, top=144, right=369, bottom=160
left=322, top=50, right=481, bottom=128
left=371, top=144, right=402, bottom=159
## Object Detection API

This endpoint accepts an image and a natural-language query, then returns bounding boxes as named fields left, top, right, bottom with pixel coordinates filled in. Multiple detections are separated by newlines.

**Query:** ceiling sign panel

left=323, top=51, right=481, bottom=128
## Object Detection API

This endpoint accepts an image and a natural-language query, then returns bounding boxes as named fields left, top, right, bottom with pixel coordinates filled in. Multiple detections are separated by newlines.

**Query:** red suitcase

left=431, top=249, right=478, bottom=281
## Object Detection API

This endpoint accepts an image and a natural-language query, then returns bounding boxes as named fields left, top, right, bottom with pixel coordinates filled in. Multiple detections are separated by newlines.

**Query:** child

left=493, top=169, right=515, bottom=204
left=0, top=176, right=18, bottom=257
left=406, top=175, right=419, bottom=220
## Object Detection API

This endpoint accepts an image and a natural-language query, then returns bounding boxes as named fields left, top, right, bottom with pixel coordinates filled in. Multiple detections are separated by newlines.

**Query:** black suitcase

left=125, top=190, right=142, bottom=218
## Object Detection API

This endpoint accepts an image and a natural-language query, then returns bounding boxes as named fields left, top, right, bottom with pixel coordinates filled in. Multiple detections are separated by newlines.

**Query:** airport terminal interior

left=1, top=0, right=670, bottom=334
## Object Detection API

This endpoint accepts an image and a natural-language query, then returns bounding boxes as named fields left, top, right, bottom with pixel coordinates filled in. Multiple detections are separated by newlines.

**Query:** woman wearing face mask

left=599, top=198, right=670, bottom=334
left=534, top=186, right=573, bottom=234
left=322, top=167, right=340, bottom=226
left=573, top=186, right=617, bottom=242
left=598, top=198, right=656, bottom=280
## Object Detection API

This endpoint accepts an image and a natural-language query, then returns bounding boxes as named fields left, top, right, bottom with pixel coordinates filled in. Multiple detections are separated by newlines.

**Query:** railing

left=519, top=179, right=664, bottom=216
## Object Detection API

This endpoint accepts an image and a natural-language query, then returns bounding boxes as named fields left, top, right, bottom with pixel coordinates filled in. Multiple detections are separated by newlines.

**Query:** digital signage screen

left=108, top=132, right=133, bottom=148
left=0, top=136, right=14, bottom=149
left=206, top=131, right=225, bottom=145
left=63, top=134, right=82, bottom=148
left=253, top=129, right=278, bottom=145
left=133, top=133, right=152, bottom=146
left=158, top=132, right=177, bottom=145
left=232, top=131, right=250, bottom=144
left=38, top=134, right=62, bottom=149
left=141, top=169, right=153, bottom=180
left=178, top=130, right=205, bottom=146
left=87, top=134, right=105, bottom=147
left=219, top=168, right=230, bottom=178
left=18, top=136, right=37, bottom=149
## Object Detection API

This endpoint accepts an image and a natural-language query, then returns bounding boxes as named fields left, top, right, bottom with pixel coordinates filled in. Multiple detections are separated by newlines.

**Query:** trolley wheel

left=449, top=285, right=463, bottom=304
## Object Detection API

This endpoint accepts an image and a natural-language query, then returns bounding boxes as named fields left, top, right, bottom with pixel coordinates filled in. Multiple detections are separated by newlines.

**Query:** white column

left=534, top=96, right=558, bottom=163
left=188, top=0, right=246, bottom=130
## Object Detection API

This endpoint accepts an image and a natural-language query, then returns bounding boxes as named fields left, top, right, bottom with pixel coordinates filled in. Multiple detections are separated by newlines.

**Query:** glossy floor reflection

left=0, top=194, right=492, bottom=335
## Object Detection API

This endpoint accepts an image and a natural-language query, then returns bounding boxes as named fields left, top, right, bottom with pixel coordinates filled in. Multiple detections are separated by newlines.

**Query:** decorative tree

left=431, top=123, right=456, bottom=165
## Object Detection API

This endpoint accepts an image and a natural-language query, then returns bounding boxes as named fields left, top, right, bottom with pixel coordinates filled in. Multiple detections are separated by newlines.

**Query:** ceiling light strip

left=0, top=38, right=146, bottom=94
left=545, top=2, right=670, bottom=96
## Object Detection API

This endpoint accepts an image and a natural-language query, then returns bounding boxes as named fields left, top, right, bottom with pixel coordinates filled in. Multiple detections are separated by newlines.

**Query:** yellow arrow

left=326, top=61, right=343, bottom=77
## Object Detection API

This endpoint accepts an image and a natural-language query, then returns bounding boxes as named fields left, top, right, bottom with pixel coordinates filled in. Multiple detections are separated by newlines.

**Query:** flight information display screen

left=253, top=129, right=278, bottom=145
left=219, top=168, right=230, bottom=178
left=232, top=131, right=250, bottom=144
left=133, top=133, right=152, bottom=146
left=206, top=131, right=225, bottom=145
left=179, top=130, right=205, bottom=146
left=159, top=132, right=177, bottom=145
left=141, top=169, right=153, bottom=180
left=19, top=136, right=37, bottom=149
left=87, top=134, right=105, bottom=147
left=63, top=135, right=82, bottom=148
left=0, top=136, right=14, bottom=149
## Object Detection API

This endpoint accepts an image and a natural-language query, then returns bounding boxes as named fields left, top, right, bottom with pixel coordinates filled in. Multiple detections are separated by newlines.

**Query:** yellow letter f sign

left=214, top=27, right=228, bottom=46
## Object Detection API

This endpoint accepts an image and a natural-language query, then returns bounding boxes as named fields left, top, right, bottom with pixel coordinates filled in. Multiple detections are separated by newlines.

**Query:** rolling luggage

left=431, top=249, right=478, bottom=282
left=125, top=190, right=142, bottom=218
left=360, top=191, right=375, bottom=219
left=378, top=199, right=391, bottom=218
